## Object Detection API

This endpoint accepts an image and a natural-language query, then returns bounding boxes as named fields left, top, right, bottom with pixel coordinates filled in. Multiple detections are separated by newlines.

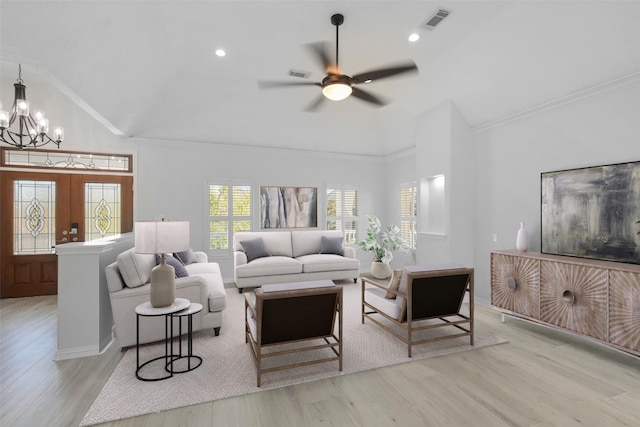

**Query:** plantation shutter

left=400, top=183, right=417, bottom=249
left=326, top=186, right=359, bottom=245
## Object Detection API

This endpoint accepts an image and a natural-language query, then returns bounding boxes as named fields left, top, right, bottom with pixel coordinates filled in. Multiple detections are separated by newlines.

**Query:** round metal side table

left=169, top=302, right=203, bottom=373
left=135, top=297, right=190, bottom=381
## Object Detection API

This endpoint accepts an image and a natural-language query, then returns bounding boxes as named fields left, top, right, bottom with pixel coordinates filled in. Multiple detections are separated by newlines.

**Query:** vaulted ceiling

left=1, top=1, right=639, bottom=156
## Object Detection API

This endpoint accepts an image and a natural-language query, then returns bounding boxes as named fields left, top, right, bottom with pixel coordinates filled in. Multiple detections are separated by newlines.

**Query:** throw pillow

left=174, top=248, right=197, bottom=265
left=319, top=235, right=344, bottom=256
left=155, top=254, right=189, bottom=278
left=117, top=249, right=156, bottom=288
left=385, top=269, right=403, bottom=298
left=240, top=237, right=271, bottom=263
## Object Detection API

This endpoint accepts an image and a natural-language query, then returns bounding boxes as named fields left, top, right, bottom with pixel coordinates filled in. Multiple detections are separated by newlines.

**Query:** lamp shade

left=134, top=220, right=190, bottom=254
left=322, top=82, right=352, bottom=101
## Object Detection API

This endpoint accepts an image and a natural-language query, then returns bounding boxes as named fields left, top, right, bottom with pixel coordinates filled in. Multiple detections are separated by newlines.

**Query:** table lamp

left=135, top=219, right=190, bottom=308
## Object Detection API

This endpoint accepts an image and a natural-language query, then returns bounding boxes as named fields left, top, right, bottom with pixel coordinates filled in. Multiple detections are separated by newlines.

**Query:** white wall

left=0, top=71, right=129, bottom=153
left=414, top=100, right=476, bottom=268
left=132, top=139, right=388, bottom=279
left=383, top=149, right=417, bottom=270
left=472, top=82, right=640, bottom=303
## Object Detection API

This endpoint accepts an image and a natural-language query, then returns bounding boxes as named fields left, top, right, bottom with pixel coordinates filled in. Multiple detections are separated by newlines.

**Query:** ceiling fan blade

left=305, top=42, right=337, bottom=74
left=351, top=61, right=418, bottom=84
left=351, top=87, right=386, bottom=106
left=304, top=94, right=326, bottom=112
left=258, top=81, right=322, bottom=89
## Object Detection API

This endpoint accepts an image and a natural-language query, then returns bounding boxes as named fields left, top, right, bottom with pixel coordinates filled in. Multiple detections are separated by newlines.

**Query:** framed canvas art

left=541, top=161, right=640, bottom=264
left=260, top=186, right=317, bottom=229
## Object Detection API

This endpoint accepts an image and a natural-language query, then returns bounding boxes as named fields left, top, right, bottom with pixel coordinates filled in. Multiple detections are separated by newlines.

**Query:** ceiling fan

left=258, top=13, right=419, bottom=111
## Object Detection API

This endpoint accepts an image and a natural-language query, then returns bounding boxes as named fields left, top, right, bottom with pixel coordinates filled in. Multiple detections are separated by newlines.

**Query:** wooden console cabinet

left=491, top=250, right=640, bottom=356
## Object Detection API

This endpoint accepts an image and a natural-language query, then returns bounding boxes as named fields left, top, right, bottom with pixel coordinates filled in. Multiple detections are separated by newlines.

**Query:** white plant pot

left=371, top=261, right=391, bottom=279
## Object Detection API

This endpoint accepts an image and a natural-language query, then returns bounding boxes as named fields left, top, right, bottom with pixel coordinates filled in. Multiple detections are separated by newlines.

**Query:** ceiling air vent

left=288, top=69, right=310, bottom=79
left=424, top=9, right=450, bottom=30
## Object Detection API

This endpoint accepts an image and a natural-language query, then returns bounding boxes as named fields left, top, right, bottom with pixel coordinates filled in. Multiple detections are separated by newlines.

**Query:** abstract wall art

left=541, top=161, right=640, bottom=264
left=260, top=186, right=317, bottom=229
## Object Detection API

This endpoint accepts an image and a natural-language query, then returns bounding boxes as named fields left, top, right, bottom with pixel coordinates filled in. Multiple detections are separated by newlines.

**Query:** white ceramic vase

left=516, top=222, right=528, bottom=252
left=150, top=260, right=176, bottom=308
left=371, top=261, right=391, bottom=279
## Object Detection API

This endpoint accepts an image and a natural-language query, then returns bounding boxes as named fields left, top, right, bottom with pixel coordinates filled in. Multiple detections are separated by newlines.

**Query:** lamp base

left=150, top=261, right=175, bottom=308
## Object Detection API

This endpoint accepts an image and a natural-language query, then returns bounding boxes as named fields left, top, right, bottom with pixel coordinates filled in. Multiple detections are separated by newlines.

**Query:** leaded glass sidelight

left=13, top=180, right=56, bottom=255
left=85, top=183, right=121, bottom=240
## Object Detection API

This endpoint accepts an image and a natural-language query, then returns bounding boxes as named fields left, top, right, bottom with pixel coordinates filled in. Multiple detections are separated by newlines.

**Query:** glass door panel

left=13, top=180, right=57, bottom=255
left=85, top=182, right=122, bottom=240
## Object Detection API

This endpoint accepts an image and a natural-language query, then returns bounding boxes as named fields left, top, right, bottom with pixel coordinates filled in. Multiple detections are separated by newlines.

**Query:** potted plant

left=358, top=215, right=410, bottom=279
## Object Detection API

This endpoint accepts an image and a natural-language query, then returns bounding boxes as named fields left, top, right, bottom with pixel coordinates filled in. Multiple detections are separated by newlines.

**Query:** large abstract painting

left=541, top=161, right=640, bottom=264
left=260, top=186, right=317, bottom=229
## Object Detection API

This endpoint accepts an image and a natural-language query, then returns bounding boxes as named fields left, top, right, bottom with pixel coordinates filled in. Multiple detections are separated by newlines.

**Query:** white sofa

left=105, top=248, right=227, bottom=349
left=233, top=230, right=360, bottom=291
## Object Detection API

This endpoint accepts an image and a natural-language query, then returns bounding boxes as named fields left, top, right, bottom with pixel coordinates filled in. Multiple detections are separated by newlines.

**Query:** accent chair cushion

left=364, top=287, right=405, bottom=321
left=240, top=237, right=272, bottom=263
left=116, top=248, right=156, bottom=288
left=174, top=248, right=197, bottom=265
left=155, top=254, right=189, bottom=278
left=385, top=269, right=403, bottom=298
left=319, top=235, right=344, bottom=256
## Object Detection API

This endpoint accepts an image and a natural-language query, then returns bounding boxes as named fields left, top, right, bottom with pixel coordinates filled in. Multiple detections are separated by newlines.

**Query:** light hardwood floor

left=1, top=290, right=639, bottom=427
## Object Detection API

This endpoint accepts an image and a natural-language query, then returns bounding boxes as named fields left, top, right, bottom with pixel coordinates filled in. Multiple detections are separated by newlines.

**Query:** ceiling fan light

left=322, top=82, right=352, bottom=101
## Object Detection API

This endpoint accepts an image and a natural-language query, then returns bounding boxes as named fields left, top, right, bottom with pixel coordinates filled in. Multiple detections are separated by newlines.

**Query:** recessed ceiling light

left=215, top=49, right=226, bottom=57
left=408, top=33, right=420, bottom=42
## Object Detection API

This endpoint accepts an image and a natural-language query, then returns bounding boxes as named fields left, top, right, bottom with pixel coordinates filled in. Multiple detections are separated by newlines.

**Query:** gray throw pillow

left=155, top=254, right=189, bottom=278
left=319, top=235, right=344, bottom=256
left=174, top=248, right=197, bottom=265
left=240, top=237, right=271, bottom=263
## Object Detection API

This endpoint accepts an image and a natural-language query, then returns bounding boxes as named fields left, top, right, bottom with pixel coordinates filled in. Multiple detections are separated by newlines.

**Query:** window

left=400, top=182, right=417, bottom=249
left=85, top=182, right=122, bottom=240
left=208, top=183, right=251, bottom=251
left=326, top=186, right=359, bottom=245
left=13, top=180, right=56, bottom=255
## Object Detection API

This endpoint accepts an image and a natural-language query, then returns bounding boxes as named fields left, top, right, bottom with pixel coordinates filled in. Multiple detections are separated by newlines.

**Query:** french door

left=0, top=171, right=133, bottom=298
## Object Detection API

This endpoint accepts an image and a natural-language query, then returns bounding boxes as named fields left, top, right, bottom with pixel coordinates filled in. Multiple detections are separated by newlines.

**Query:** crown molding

left=129, top=136, right=387, bottom=162
left=472, top=71, right=640, bottom=133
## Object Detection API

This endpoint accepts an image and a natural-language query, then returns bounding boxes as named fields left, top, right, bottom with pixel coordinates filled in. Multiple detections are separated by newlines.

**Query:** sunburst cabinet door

left=491, top=253, right=540, bottom=319
left=609, top=270, right=640, bottom=353
left=540, top=261, right=608, bottom=341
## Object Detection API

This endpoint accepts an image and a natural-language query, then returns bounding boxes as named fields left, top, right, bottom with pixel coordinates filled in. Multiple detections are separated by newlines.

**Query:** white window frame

left=207, top=179, right=253, bottom=255
left=400, top=181, right=417, bottom=249
left=325, top=184, right=360, bottom=245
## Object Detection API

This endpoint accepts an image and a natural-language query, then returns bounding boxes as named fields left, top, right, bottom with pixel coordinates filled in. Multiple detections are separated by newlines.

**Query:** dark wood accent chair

left=244, top=283, right=343, bottom=387
left=361, top=267, right=474, bottom=357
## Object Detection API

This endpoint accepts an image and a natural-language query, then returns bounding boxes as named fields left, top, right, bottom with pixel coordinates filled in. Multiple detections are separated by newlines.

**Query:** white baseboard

left=54, top=345, right=101, bottom=361
left=54, top=336, right=115, bottom=361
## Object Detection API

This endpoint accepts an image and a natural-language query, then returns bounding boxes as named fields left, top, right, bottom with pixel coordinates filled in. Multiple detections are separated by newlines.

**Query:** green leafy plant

left=358, top=215, right=410, bottom=264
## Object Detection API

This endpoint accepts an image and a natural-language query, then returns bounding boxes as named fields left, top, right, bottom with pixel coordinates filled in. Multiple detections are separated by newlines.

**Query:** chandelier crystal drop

left=0, top=64, right=64, bottom=149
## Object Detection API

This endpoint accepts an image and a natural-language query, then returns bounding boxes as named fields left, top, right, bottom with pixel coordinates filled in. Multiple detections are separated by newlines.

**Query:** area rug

left=81, top=283, right=506, bottom=426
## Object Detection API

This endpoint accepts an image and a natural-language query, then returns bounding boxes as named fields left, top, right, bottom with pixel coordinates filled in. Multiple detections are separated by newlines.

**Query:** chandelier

left=0, top=65, right=64, bottom=149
